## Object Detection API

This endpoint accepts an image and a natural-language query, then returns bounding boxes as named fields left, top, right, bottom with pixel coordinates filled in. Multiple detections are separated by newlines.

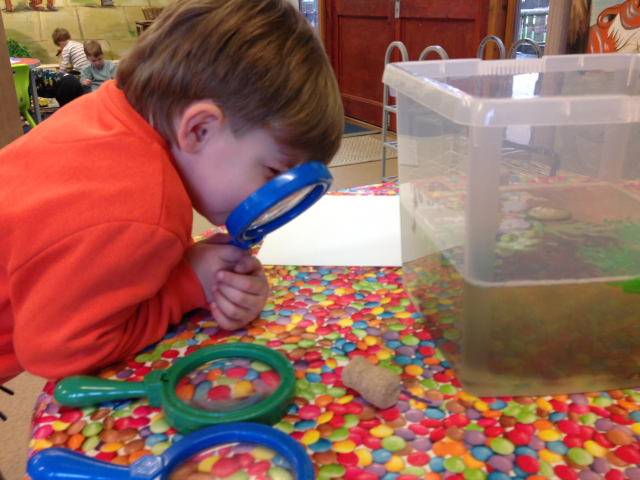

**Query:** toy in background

left=567, top=0, right=640, bottom=53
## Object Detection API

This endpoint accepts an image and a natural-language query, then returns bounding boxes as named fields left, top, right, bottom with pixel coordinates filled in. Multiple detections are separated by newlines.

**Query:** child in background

left=80, top=40, right=117, bottom=93
left=54, top=28, right=88, bottom=74
left=34, top=28, right=88, bottom=101
left=0, top=0, right=342, bottom=384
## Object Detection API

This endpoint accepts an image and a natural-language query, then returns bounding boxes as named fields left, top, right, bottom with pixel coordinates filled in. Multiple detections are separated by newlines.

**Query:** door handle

left=391, top=0, right=400, bottom=19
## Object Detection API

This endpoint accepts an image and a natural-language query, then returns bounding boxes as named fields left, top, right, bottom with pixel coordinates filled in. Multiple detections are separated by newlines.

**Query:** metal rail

left=381, top=41, right=409, bottom=182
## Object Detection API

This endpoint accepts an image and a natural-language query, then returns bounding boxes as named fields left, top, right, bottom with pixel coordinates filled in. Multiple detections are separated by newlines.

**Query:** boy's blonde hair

left=52, top=28, right=71, bottom=46
left=116, top=0, right=343, bottom=165
left=84, top=40, right=103, bottom=58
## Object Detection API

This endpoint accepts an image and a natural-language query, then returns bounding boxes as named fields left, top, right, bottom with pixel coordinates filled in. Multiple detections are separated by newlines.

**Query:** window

left=300, top=0, right=318, bottom=33
left=517, top=0, right=550, bottom=54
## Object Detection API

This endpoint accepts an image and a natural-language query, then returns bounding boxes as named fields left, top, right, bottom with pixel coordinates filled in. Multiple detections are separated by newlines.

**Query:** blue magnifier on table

left=28, top=422, right=314, bottom=480
left=226, top=161, right=333, bottom=249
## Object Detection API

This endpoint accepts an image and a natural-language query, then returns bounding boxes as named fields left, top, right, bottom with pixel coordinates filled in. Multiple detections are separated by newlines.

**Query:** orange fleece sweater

left=0, top=81, right=206, bottom=384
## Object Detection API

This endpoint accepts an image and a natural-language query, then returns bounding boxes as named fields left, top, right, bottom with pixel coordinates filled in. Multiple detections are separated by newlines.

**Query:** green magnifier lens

left=169, top=442, right=295, bottom=480
left=54, top=344, right=295, bottom=434
left=176, top=358, right=281, bottom=413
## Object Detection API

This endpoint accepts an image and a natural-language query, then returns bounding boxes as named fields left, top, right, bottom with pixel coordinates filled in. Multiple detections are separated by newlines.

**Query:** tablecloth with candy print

left=26, top=181, right=640, bottom=480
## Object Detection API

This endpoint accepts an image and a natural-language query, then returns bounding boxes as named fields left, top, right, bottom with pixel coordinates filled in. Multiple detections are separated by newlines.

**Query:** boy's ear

left=175, top=102, right=225, bottom=155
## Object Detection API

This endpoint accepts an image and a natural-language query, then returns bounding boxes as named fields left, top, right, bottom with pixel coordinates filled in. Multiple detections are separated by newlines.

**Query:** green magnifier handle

left=54, top=371, right=166, bottom=407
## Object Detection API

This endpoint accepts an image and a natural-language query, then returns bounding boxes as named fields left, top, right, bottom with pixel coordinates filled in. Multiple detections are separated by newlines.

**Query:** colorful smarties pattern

left=27, top=182, right=640, bottom=480
left=176, top=358, right=281, bottom=413
left=167, top=442, right=294, bottom=480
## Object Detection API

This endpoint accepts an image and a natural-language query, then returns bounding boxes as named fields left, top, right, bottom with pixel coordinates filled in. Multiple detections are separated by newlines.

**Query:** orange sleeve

left=10, top=221, right=206, bottom=380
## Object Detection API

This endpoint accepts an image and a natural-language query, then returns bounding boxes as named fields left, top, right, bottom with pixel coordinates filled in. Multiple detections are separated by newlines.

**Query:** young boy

left=0, top=0, right=343, bottom=384
left=34, top=28, right=88, bottom=100
left=53, top=28, right=88, bottom=74
left=80, top=40, right=117, bottom=93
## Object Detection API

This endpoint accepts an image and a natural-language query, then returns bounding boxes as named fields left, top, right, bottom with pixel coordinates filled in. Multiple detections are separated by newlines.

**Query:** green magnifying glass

left=54, top=344, right=296, bottom=434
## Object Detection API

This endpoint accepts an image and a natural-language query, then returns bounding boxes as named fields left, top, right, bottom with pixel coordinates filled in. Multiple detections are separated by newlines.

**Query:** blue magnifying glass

left=27, top=422, right=314, bottom=480
left=226, top=161, right=333, bottom=249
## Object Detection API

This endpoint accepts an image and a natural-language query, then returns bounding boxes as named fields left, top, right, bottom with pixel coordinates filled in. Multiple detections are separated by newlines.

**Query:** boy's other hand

left=82, top=79, right=92, bottom=86
left=184, top=233, right=245, bottom=303
left=210, top=255, right=269, bottom=332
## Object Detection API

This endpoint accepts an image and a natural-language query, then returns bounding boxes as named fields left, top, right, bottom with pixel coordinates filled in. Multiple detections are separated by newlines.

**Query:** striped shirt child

left=60, top=40, right=88, bottom=74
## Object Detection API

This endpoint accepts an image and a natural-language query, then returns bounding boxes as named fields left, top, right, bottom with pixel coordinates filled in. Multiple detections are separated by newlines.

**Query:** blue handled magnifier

left=28, top=422, right=314, bottom=480
left=226, top=161, right=333, bottom=249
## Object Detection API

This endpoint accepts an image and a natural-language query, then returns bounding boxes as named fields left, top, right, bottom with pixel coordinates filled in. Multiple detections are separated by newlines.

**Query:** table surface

left=11, top=57, right=41, bottom=69
left=25, top=182, right=640, bottom=480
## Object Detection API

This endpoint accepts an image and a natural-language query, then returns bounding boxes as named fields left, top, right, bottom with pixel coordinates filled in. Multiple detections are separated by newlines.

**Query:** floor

left=0, top=119, right=397, bottom=480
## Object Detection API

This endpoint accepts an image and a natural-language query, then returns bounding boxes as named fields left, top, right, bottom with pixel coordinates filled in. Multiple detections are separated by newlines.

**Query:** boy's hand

left=184, top=234, right=270, bottom=331
left=184, top=233, right=245, bottom=303
left=82, top=79, right=92, bottom=86
left=210, top=255, right=269, bottom=331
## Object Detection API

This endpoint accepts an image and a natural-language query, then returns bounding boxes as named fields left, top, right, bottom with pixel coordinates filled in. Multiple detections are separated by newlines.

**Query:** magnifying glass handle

left=28, top=448, right=130, bottom=480
left=54, top=375, right=152, bottom=407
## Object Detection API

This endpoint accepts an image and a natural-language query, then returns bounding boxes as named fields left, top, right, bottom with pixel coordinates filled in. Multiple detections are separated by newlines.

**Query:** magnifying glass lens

left=168, top=442, right=295, bottom=480
left=249, top=185, right=315, bottom=228
left=176, top=358, right=281, bottom=413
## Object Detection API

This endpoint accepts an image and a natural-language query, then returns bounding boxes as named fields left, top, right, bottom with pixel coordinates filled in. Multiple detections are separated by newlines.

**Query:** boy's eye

left=268, top=167, right=281, bottom=177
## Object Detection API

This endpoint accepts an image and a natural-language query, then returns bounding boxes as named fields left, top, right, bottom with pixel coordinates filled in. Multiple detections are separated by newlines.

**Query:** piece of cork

left=342, top=356, right=401, bottom=409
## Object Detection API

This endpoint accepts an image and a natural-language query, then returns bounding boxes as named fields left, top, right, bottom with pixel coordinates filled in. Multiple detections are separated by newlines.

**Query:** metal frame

left=419, top=46, right=449, bottom=61
left=477, top=35, right=506, bottom=59
left=381, top=43, right=449, bottom=182
left=30, top=70, right=42, bottom=124
left=382, top=35, right=553, bottom=184
left=507, top=38, right=543, bottom=59
left=381, top=41, right=409, bottom=182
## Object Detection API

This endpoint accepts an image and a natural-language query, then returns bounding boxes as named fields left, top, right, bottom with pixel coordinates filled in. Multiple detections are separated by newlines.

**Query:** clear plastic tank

left=385, top=54, right=640, bottom=396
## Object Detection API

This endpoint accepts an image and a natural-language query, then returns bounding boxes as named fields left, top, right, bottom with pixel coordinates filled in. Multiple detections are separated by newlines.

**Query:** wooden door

left=326, top=0, right=491, bottom=126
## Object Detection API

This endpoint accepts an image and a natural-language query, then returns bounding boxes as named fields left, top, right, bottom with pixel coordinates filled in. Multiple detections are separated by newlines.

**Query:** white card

left=256, top=195, right=402, bottom=267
